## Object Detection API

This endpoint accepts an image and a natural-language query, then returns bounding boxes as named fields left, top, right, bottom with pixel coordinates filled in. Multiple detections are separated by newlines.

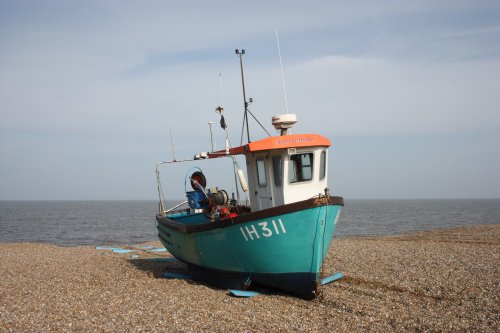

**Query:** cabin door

left=255, top=158, right=273, bottom=210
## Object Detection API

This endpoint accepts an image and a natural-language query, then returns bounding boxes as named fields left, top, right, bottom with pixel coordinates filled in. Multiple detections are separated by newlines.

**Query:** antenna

left=169, top=127, right=176, bottom=161
left=218, top=73, right=224, bottom=106
left=276, top=29, right=290, bottom=114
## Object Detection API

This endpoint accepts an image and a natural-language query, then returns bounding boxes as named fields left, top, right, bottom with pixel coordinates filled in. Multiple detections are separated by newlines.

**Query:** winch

left=185, top=169, right=230, bottom=221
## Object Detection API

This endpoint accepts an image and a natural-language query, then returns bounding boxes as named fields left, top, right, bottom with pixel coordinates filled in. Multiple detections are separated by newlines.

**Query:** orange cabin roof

left=208, top=134, right=331, bottom=158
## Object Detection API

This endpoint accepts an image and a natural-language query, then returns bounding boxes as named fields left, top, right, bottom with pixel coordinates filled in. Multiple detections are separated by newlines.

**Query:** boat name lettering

left=240, top=219, right=286, bottom=241
left=275, top=137, right=314, bottom=145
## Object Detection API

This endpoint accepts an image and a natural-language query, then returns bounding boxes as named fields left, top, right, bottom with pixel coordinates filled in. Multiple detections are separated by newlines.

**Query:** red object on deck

left=219, top=207, right=238, bottom=220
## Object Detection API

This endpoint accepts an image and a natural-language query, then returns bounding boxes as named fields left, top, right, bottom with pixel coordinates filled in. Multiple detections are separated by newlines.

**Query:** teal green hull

left=156, top=197, right=343, bottom=298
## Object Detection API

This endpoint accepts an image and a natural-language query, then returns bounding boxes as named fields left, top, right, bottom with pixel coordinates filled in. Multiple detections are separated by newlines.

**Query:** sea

left=0, top=199, right=499, bottom=247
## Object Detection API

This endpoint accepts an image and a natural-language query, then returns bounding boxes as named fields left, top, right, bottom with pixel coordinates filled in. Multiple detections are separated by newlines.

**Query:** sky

left=0, top=0, right=499, bottom=200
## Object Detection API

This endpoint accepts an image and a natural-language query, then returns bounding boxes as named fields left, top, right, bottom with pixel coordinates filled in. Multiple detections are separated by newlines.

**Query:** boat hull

left=156, top=196, right=343, bottom=299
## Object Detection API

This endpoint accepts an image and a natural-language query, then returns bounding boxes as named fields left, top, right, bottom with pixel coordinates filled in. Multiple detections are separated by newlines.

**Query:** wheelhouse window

left=256, top=159, right=267, bottom=187
left=320, top=150, right=326, bottom=180
left=288, top=153, right=313, bottom=183
left=272, top=155, right=282, bottom=186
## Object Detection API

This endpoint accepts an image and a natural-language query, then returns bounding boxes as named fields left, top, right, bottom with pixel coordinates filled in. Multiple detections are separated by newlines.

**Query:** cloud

left=279, top=56, right=500, bottom=137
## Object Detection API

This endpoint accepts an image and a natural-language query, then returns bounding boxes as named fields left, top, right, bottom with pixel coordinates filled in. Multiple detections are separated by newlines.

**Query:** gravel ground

left=1, top=224, right=498, bottom=332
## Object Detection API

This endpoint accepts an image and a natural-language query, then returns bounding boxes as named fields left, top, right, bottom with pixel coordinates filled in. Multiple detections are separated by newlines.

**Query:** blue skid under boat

left=155, top=49, right=343, bottom=299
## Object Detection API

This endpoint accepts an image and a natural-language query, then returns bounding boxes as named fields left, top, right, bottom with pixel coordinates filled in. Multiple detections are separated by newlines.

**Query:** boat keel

left=186, top=263, right=319, bottom=299
left=187, top=264, right=252, bottom=290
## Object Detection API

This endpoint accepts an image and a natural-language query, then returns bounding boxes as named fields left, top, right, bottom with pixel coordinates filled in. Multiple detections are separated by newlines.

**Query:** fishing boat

left=155, top=49, right=344, bottom=299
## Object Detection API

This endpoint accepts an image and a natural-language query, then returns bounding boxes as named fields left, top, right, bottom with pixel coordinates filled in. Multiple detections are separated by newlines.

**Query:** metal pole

left=208, top=121, right=214, bottom=152
left=236, top=49, right=251, bottom=143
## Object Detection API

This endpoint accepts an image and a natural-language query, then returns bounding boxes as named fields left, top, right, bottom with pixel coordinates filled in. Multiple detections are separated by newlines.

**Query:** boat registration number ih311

left=239, top=219, right=287, bottom=241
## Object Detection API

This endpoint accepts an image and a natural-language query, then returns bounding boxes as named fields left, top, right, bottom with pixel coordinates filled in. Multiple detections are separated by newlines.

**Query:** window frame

left=319, top=150, right=327, bottom=180
left=288, top=152, right=314, bottom=184
left=256, top=158, right=267, bottom=187
left=272, top=155, right=282, bottom=187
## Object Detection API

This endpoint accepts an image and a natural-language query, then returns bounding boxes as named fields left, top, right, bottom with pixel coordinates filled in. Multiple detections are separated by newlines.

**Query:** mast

left=235, top=49, right=251, bottom=144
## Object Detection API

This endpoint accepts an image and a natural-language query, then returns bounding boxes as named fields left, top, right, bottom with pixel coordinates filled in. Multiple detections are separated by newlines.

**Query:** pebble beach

left=1, top=224, right=498, bottom=332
